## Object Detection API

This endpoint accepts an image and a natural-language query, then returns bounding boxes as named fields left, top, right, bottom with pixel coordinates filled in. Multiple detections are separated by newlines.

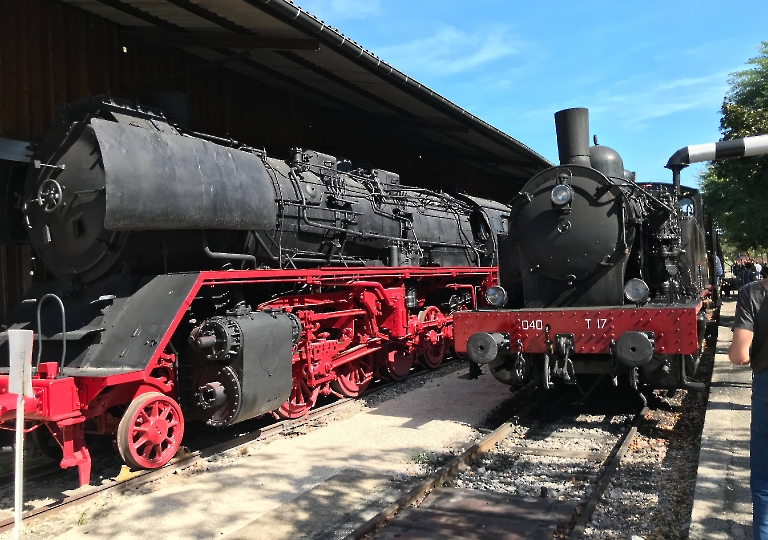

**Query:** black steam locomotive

left=455, top=107, right=768, bottom=397
left=0, top=96, right=505, bottom=484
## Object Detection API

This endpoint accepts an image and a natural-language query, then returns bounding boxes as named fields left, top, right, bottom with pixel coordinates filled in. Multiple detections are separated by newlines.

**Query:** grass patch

left=410, top=450, right=433, bottom=464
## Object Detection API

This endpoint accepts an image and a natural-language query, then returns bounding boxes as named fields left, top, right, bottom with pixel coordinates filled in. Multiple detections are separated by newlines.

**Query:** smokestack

left=554, top=108, right=591, bottom=167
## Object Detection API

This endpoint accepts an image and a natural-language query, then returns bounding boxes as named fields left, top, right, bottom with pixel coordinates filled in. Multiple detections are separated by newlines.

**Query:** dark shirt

left=734, top=280, right=768, bottom=373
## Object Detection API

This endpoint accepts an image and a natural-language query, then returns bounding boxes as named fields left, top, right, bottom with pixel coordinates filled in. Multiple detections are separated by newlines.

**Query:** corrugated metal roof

left=61, top=0, right=552, bottom=190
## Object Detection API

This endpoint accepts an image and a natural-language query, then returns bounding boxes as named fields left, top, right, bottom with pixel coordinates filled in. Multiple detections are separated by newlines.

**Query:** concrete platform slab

left=226, top=470, right=408, bottom=540
left=690, top=300, right=753, bottom=540
left=11, top=364, right=513, bottom=540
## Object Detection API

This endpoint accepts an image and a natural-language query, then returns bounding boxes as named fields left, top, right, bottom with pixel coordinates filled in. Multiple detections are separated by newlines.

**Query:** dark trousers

left=753, top=371, right=768, bottom=539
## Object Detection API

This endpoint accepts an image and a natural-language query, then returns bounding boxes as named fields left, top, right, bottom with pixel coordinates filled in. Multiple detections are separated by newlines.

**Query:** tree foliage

left=700, top=41, right=768, bottom=252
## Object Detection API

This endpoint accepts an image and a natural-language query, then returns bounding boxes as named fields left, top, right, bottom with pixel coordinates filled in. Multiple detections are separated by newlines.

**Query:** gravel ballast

left=402, top=352, right=714, bottom=540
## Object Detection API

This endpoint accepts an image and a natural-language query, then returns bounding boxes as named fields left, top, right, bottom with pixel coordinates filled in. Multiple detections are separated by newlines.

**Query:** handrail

left=36, top=294, right=66, bottom=373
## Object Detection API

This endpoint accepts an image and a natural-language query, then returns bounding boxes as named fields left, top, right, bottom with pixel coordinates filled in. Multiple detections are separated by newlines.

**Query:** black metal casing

left=501, top=108, right=711, bottom=310
left=21, top=96, right=508, bottom=284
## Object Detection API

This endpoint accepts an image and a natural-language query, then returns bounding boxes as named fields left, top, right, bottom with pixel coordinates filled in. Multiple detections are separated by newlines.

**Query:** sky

left=296, top=0, right=768, bottom=188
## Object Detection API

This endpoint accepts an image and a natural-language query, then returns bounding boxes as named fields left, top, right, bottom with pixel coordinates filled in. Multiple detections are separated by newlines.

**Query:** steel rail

left=343, top=382, right=541, bottom=540
left=343, top=392, right=646, bottom=540
left=568, top=405, right=649, bottom=539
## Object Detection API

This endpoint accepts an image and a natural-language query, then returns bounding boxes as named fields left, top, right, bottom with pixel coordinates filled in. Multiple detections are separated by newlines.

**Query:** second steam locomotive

left=0, top=96, right=505, bottom=484
left=456, top=107, right=768, bottom=398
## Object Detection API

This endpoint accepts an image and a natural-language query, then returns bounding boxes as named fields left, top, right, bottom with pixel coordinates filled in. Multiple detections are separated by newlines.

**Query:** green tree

left=700, top=41, right=768, bottom=251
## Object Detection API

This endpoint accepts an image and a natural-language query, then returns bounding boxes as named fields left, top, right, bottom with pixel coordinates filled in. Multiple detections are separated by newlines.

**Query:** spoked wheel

left=377, top=348, right=415, bottom=381
left=117, top=393, right=184, bottom=470
left=276, top=378, right=321, bottom=419
left=331, top=356, right=374, bottom=398
left=418, top=307, right=448, bottom=368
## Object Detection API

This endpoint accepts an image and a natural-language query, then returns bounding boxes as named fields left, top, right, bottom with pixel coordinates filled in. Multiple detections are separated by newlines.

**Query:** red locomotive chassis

left=454, top=303, right=701, bottom=356
left=0, top=266, right=496, bottom=485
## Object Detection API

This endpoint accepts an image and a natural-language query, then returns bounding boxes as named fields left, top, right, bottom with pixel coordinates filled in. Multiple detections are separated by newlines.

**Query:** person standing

left=730, top=279, right=768, bottom=539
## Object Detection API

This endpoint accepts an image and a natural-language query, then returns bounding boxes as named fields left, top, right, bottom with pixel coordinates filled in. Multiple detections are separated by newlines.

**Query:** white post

left=8, top=329, right=34, bottom=540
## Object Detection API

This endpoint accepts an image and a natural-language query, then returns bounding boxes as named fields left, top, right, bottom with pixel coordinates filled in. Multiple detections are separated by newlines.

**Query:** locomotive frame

left=0, top=261, right=496, bottom=486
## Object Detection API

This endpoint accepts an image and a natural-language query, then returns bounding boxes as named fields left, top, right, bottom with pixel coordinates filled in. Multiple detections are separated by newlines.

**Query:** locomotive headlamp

left=624, top=278, right=650, bottom=305
left=550, top=184, right=573, bottom=206
left=486, top=285, right=508, bottom=307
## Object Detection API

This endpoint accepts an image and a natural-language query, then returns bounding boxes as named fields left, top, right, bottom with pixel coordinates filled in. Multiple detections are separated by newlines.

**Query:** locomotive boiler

left=0, top=96, right=505, bottom=484
left=24, top=97, right=501, bottom=282
left=456, top=107, right=768, bottom=397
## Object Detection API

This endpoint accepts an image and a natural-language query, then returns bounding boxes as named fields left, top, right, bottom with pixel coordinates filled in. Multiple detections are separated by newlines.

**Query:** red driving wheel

left=418, top=307, right=448, bottom=368
left=117, top=393, right=184, bottom=470
left=378, top=348, right=415, bottom=381
left=331, top=355, right=374, bottom=398
left=276, top=378, right=321, bottom=419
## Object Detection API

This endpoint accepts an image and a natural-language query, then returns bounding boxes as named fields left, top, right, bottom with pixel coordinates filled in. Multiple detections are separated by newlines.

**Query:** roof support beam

left=127, top=50, right=252, bottom=90
left=95, top=1, right=490, bottom=155
left=277, top=51, right=418, bottom=120
left=120, top=32, right=319, bottom=50
left=163, top=0, right=251, bottom=35
left=99, top=0, right=180, bottom=31
left=158, top=0, right=469, bottom=134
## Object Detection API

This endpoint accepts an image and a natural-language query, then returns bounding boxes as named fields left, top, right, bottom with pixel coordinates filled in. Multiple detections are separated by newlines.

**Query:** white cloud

left=373, top=25, right=526, bottom=78
left=592, top=72, right=729, bottom=128
left=297, top=0, right=383, bottom=21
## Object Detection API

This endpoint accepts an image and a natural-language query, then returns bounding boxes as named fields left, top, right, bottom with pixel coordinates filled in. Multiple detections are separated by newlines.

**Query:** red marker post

left=8, top=329, right=33, bottom=540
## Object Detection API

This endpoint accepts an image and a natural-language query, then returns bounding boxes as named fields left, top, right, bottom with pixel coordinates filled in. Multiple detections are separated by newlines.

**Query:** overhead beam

left=277, top=51, right=419, bottom=120
left=127, top=50, right=253, bottom=89
left=163, top=0, right=251, bottom=35
left=120, top=31, right=319, bottom=50
left=98, top=0, right=180, bottom=31
left=94, top=1, right=479, bottom=146
left=159, top=1, right=480, bottom=136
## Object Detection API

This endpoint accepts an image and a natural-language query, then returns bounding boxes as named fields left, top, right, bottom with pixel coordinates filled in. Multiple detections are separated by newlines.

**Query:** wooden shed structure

left=0, top=0, right=551, bottom=320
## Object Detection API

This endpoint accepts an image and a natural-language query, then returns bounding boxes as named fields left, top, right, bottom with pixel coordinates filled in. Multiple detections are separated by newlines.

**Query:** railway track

left=0, top=359, right=466, bottom=534
left=346, top=387, right=648, bottom=540
left=1, top=365, right=654, bottom=539
left=0, top=397, right=355, bottom=534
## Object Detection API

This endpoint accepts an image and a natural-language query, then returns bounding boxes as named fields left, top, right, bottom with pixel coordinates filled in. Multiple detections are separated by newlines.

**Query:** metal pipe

left=665, top=134, right=768, bottom=170
left=36, top=294, right=66, bottom=374
left=445, top=283, right=478, bottom=309
left=253, top=230, right=365, bottom=266
left=202, top=230, right=257, bottom=268
left=672, top=169, right=681, bottom=196
left=665, top=135, right=768, bottom=195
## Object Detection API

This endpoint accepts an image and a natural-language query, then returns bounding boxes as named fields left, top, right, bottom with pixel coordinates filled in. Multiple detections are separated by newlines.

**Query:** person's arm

left=730, top=284, right=757, bottom=365
left=729, top=327, right=753, bottom=365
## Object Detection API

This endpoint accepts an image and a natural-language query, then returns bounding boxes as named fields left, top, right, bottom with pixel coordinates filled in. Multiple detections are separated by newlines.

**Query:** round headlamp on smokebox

left=485, top=286, right=508, bottom=307
left=624, top=278, right=650, bottom=304
left=550, top=184, right=573, bottom=206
